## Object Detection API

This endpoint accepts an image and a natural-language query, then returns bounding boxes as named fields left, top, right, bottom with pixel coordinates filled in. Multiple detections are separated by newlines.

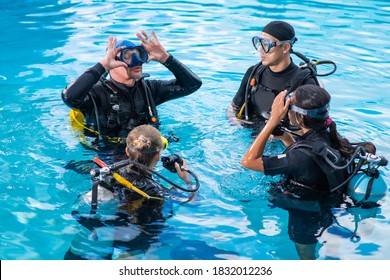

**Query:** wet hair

left=292, top=84, right=330, bottom=130
left=126, top=125, right=164, bottom=167
left=292, top=84, right=375, bottom=158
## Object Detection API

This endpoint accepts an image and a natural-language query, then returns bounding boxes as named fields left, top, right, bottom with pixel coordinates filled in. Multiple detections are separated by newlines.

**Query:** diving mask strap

left=289, top=103, right=330, bottom=118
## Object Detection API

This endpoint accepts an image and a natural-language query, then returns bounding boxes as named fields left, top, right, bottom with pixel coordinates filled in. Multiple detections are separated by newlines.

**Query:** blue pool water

left=1, top=0, right=389, bottom=260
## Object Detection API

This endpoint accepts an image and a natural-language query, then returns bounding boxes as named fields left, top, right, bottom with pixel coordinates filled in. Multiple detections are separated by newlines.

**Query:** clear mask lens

left=252, top=36, right=274, bottom=53
left=120, top=47, right=148, bottom=67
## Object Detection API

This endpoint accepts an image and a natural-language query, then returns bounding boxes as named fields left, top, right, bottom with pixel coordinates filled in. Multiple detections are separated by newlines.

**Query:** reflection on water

left=0, top=0, right=389, bottom=260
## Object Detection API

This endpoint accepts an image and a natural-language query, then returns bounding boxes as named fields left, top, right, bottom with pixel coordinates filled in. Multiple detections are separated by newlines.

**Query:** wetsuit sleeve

left=263, top=149, right=326, bottom=188
left=263, top=149, right=313, bottom=176
left=61, top=63, right=106, bottom=109
left=262, top=154, right=291, bottom=176
left=232, top=66, right=255, bottom=107
left=148, top=54, right=202, bottom=105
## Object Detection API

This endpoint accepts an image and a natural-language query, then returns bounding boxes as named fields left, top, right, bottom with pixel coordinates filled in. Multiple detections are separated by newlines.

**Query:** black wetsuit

left=233, top=60, right=317, bottom=121
left=263, top=129, right=347, bottom=246
left=263, top=129, right=348, bottom=200
left=62, top=54, right=202, bottom=138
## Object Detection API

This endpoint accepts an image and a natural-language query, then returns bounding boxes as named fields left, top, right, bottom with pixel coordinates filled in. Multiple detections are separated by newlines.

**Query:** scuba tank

left=346, top=151, right=388, bottom=206
left=284, top=140, right=388, bottom=207
left=347, top=169, right=387, bottom=204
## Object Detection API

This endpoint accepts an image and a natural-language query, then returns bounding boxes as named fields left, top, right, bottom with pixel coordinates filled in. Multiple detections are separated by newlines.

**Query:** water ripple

left=1, top=0, right=389, bottom=260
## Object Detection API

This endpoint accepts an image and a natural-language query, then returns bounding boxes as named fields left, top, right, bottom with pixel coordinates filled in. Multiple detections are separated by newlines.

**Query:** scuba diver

left=227, top=21, right=336, bottom=133
left=62, top=30, right=202, bottom=145
left=64, top=125, right=200, bottom=260
left=241, top=84, right=387, bottom=259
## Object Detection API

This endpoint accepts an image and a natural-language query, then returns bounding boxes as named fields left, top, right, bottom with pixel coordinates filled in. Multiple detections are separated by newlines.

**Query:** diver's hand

left=269, top=90, right=290, bottom=126
left=100, top=36, right=127, bottom=70
left=175, top=160, right=192, bottom=185
left=136, top=30, right=170, bottom=64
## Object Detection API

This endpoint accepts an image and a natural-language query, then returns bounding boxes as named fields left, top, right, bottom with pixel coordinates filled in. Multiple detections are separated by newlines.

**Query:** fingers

left=284, top=96, right=291, bottom=110
left=136, top=31, right=146, bottom=44
left=136, top=30, right=151, bottom=44
left=106, top=36, right=124, bottom=56
left=142, top=30, right=151, bottom=40
left=136, top=30, right=159, bottom=45
left=174, top=162, right=181, bottom=173
left=276, top=90, right=287, bottom=102
left=175, top=161, right=192, bottom=184
left=175, top=162, right=186, bottom=180
left=107, top=36, right=114, bottom=50
left=151, top=30, right=159, bottom=43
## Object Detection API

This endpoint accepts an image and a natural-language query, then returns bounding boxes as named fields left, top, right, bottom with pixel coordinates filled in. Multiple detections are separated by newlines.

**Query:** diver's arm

left=241, top=117, right=278, bottom=172
left=162, top=54, right=202, bottom=95
left=227, top=66, right=255, bottom=124
left=226, top=103, right=242, bottom=125
left=149, top=55, right=202, bottom=105
left=226, top=103, right=254, bottom=125
left=272, top=131, right=295, bottom=147
left=175, top=160, right=192, bottom=185
left=280, top=134, right=295, bottom=147
left=165, top=160, right=197, bottom=203
left=61, top=63, right=106, bottom=109
left=136, top=30, right=201, bottom=96
left=62, top=36, right=126, bottom=109
left=241, top=91, right=290, bottom=172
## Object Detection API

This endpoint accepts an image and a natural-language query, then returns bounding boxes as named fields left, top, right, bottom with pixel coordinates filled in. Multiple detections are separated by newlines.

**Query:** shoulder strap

left=138, top=78, right=160, bottom=128
left=102, top=80, right=120, bottom=129
left=243, top=63, right=266, bottom=120
left=298, top=148, right=341, bottom=191
left=249, top=64, right=267, bottom=93
left=285, top=68, right=314, bottom=93
left=290, top=140, right=346, bottom=191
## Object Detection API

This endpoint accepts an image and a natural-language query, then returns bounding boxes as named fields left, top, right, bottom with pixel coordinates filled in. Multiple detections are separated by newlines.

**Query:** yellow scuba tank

left=69, top=109, right=85, bottom=131
left=69, top=109, right=169, bottom=146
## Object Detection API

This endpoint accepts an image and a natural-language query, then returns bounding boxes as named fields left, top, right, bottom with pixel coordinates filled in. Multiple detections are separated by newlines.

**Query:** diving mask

left=252, top=36, right=297, bottom=53
left=115, top=40, right=149, bottom=67
left=119, top=47, right=148, bottom=67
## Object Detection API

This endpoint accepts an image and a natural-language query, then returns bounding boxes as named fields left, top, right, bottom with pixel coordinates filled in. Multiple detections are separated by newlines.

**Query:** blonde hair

left=126, top=125, right=164, bottom=166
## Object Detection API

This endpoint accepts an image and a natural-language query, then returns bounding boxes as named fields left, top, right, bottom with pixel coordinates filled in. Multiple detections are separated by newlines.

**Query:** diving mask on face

left=119, top=47, right=148, bottom=67
left=114, top=40, right=149, bottom=68
left=252, top=36, right=296, bottom=53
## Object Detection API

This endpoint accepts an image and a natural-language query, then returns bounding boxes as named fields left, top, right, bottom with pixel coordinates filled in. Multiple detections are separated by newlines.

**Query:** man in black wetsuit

left=62, top=30, right=202, bottom=141
left=228, top=21, right=317, bottom=127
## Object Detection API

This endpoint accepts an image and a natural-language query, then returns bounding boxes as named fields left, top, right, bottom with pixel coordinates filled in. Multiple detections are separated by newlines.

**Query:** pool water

left=1, top=0, right=389, bottom=260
